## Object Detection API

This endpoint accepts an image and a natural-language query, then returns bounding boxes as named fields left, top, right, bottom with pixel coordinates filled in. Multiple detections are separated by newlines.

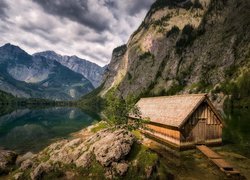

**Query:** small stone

left=104, top=169, right=113, bottom=179
left=16, top=152, right=35, bottom=165
left=20, top=159, right=33, bottom=170
left=65, top=171, right=77, bottom=179
left=30, top=162, right=52, bottom=180
left=13, top=172, right=23, bottom=180
left=0, top=150, right=17, bottom=175
left=113, top=162, right=129, bottom=176
left=145, top=166, right=153, bottom=178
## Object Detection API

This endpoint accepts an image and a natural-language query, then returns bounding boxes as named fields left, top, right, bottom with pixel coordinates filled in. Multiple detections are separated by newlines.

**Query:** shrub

left=139, top=51, right=154, bottom=60
left=103, top=88, right=141, bottom=126
left=166, top=25, right=180, bottom=37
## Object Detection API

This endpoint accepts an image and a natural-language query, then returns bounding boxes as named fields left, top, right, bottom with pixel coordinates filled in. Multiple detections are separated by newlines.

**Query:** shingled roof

left=131, top=94, right=216, bottom=128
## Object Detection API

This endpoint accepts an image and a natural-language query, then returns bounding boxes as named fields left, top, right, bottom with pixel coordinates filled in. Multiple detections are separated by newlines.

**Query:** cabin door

left=195, top=119, right=206, bottom=144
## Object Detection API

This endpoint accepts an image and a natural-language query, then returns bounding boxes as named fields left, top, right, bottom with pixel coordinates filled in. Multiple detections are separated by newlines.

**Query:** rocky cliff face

left=34, top=51, right=105, bottom=88
left=101, top=0, right=250, bottom=106
left=0, top=44, right=94, bottom=100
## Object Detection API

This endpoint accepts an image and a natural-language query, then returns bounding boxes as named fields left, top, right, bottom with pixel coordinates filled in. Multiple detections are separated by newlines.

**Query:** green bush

left=166, top=25, right=180, bottom=37
left=103, top=88, right=141, bottom=125
left=139, top=51, right=154, bottom=60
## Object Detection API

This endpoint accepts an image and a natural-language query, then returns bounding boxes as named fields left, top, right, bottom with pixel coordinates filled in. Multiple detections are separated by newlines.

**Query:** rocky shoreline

left=0, top=122, right=158, bottom=179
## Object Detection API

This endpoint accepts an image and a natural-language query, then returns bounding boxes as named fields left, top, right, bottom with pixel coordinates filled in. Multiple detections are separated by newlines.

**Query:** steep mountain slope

left=101, top=0, right=250, bottom=108
left=0, top=44, right=94, bottom=100
left=34, top=51, right=105, bottom=87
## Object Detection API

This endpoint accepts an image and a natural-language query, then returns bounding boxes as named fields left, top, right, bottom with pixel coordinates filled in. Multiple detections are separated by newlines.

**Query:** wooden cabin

left=129, top=94, right=223, bottom=150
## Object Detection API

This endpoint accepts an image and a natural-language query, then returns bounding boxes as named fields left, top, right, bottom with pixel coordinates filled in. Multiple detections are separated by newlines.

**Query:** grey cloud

left=80, top=48, right=109, bottom=64
left=20, top=25, right=61, bottom=44
left=0, top=0, right=9, bottom=18
left=32, top=0, right=111, bottom=32
left=32, top=0, right=154, bottom=33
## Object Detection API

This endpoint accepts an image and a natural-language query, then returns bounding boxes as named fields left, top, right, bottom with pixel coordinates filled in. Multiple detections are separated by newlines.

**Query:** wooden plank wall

left=146, top=124, right=180, bottom=142
left=181, top=102, right=222, bottom=143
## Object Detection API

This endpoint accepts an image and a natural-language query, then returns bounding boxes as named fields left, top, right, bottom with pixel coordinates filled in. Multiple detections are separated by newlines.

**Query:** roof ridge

left=140, top=93, right=207, bottom=100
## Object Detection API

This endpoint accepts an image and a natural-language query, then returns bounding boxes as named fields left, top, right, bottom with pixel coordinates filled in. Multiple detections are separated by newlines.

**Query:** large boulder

left=0, top=149, right=18, bottom=174
left=92, top=129, right=135, bottom=166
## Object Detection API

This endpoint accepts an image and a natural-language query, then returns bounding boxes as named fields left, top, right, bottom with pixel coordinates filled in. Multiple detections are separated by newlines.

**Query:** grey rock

left=145, top=166, right=154, bottom=179
left=92, top=129, right=135, bottom=166
left=75, top=151, right=93, bottom=168
left=112, top=162, right=129, bottom=176
left=20, top=159, right=33, bottom=170
left=13, top=172, right=24, bottom=180
left=16, top=152, right=35, bottom=165
left=30, top=162, right=52, bottom=180
left=0, top=149, right=17, bottom=174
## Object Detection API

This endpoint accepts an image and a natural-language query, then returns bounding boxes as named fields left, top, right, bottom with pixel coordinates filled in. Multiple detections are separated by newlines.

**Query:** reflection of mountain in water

left=0, top=107, right=97, bottom=153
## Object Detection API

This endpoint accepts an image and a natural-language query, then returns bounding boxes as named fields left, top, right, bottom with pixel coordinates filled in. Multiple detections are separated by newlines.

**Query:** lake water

left=0, top=107, right=98, bottom=154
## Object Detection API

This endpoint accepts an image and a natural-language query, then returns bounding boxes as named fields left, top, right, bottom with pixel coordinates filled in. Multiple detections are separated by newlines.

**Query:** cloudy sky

left=0, top=0, right=155, bottom=66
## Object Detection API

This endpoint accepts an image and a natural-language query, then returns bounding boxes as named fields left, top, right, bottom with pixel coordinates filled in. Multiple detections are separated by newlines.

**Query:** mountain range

left=0, top=44, right=104, bottom=100
left=34, top=51, right=105, bottom=88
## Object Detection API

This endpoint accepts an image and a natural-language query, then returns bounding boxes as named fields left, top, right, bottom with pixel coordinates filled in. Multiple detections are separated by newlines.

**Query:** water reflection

left=0, top=107, right=98, bottom=153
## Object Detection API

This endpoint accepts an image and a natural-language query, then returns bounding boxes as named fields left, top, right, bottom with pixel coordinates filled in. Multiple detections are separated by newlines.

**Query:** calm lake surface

left=0, top=107, right=98, bottom=153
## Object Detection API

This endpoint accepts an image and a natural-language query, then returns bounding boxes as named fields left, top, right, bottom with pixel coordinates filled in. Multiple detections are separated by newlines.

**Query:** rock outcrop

left=11, top=127, right=135, bottom=179
left=0, top=150, right=17, bottom=175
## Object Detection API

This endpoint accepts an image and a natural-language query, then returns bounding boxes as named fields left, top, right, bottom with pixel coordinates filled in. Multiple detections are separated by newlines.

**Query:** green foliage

left=104, top=88, right=141, bottom=125
left=152, top=15, right=171, bottom=28
left=91, top=121, right=109, bottom=133
left=192, top=0, right=203, bottom=8
left=79, top=159, right=105, bottom=179
left=0, top=90, right=16, bottom=104
left=78, top=83, right=105, bottom=113
left=214, top=70, right=250, bottom=109
left=150, top=0, right=173, bottom=11
left=224, top=65, right=238, bottom=79
left=165, top=83, right=184, bottom=96
left=175, top=24, right=196, bottom=54
left=124, top=143, right=158, bottom=179
left=166, top=25, right=180, bottom=37
left=139, top=51, right=154, bottom=60
left=113, top=44, right=127, bottom=54
left=127, top=72, right=132, bottom=81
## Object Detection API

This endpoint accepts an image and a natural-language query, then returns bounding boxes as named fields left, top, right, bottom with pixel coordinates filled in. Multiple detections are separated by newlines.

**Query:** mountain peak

left=1, top=43, right=25, bottom=53
left=0, top=43, right=30, bottom=59
left=34, top=50, right=60, bottom=58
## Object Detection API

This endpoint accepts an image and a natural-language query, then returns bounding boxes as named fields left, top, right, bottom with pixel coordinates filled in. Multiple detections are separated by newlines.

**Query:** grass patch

left=78, top=159, right=105, bottom=179
left=131, top=130, right=142, bottom=140
left=91, top=121, right=109, bottom=133
left=124, top=143, right=158, bottom=179
left=139, top=51, right=154, bottom=60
